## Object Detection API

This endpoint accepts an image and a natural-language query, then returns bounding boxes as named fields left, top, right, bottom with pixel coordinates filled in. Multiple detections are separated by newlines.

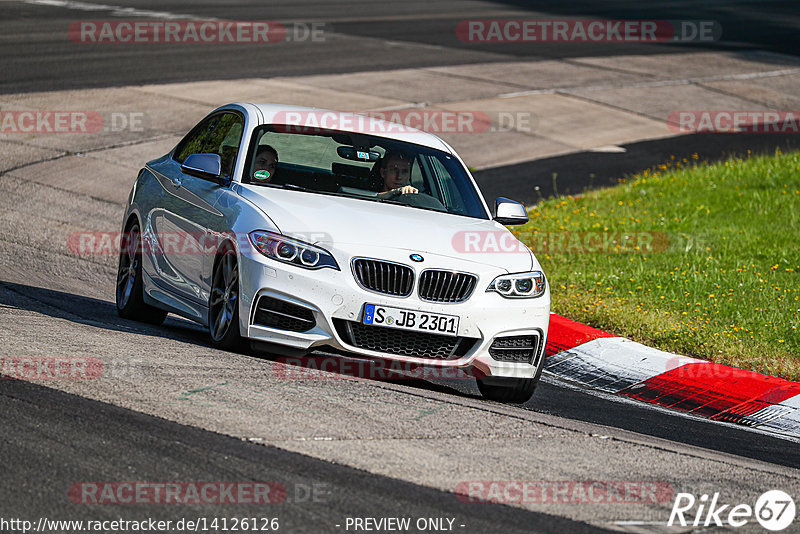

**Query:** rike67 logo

left=669, top=490, right=796, bottom=531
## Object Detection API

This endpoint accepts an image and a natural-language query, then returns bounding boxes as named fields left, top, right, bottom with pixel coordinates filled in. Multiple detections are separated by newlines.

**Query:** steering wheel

left=391, top=192, right=447, bottom=210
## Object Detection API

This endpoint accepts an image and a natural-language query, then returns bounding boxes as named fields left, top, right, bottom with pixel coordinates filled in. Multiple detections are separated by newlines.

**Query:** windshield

left=242, top=125, right=489, bottom=219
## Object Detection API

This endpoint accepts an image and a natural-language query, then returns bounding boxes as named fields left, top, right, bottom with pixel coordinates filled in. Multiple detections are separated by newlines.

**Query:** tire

left=477, top=377, right=539, bottom=403
left=208, top=245, right=245, bottom=351
left=476, top=351, right=545, bottom=404
left=116, top=221, right=168, bottom=325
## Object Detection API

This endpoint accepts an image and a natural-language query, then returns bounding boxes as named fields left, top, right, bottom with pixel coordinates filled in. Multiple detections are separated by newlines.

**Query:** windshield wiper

left=373, top=197, right=406, bottom=206
left=280, top=183, right=309, bottom=192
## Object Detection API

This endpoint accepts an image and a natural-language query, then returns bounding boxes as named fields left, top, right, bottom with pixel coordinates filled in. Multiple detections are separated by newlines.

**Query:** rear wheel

left=209, top=245, right=245, bottom=351
left=116, top=221, right=167, bottom=325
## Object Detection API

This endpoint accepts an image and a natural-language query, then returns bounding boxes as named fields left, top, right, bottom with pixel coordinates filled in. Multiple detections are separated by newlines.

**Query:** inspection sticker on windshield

left=363, top=304, right=459, bottom=336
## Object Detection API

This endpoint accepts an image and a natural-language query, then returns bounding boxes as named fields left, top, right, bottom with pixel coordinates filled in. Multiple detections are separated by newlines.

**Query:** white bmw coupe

left=116, top=103, right=550, bottom=403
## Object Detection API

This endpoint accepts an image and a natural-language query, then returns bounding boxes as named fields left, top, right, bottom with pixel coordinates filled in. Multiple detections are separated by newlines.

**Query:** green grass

left=514, top=150, right=800, bottom=381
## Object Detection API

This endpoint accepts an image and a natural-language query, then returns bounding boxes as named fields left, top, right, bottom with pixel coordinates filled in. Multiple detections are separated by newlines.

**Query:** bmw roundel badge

left=410, top=254, right=424, bottom=262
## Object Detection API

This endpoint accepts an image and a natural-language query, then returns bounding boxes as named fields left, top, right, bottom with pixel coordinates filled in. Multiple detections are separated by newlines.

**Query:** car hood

left=238, top=186, right=535, bottom=272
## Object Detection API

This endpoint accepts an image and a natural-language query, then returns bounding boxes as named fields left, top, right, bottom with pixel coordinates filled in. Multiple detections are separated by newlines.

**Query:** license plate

left=362, top=304, right=459, bottom=337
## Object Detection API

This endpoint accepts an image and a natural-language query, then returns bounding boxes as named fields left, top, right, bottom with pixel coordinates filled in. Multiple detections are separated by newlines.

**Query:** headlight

left=248, top=231, right=339, bottom=270
left=486, top=271, right=546, bottom=298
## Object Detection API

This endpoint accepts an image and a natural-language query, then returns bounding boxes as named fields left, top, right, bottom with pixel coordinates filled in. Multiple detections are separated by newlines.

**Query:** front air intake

left=253, top=296, right=316, bottom=332
left=333, top=319, right=477, bottom=360
left=488, top=333, right=542, bottom=365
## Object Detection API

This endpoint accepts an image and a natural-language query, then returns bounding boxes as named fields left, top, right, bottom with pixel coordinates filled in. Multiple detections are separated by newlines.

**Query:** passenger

left=376, top=151, right=418, bottom=197
left=252, top=145, right=278, bottom=184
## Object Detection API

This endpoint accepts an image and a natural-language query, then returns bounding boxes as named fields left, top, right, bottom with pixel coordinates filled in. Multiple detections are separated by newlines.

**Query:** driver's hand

left=379, top=185, right=419, bottom=200
left=398, top=185, right=418, bottom=195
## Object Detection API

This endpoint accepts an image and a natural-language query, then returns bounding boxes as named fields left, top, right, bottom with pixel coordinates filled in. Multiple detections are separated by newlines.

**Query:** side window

left=410, top=155, right=424, bottom=190
left=174, top=113, right=244, bottom=178
left=427, top=155, right=467, bottom=213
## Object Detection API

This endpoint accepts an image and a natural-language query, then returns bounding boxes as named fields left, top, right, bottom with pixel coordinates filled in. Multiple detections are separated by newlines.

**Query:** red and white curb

left=544, top=314, right=800, bottom=438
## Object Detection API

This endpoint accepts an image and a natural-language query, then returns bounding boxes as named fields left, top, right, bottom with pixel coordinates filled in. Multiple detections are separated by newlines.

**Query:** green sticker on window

left=254, top=170, right=271, bottom=181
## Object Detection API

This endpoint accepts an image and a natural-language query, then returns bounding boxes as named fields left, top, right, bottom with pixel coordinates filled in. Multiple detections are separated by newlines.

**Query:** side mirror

left=494, top=197, right=528, bottom=225
left=182, top=153, right=223, bottom=181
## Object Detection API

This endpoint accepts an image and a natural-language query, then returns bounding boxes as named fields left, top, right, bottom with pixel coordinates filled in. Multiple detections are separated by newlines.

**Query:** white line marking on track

left=22, top=0, right=215, bottom=21
left=20, top=0, right=442, bottom=52
left=498, top=67, right=800, bottom=98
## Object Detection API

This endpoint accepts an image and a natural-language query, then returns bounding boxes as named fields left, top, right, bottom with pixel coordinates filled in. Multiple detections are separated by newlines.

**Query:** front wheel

left=477, top=349, right=545, bottom=403
left=208, top=245, right=245, bottom=351
left=477, top=376, right=539, bottom=403
left=116, top=221, right=167, bottom=325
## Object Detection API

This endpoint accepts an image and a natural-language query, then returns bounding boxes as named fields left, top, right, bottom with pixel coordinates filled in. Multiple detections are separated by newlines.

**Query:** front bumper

left=237, top=246, right=550, bottom=379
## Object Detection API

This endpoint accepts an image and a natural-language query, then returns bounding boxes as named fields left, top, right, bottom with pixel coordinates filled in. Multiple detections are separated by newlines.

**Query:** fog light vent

left=489, top=334, right=541, bottom=365
left=253, top=296, right=316, bottom=332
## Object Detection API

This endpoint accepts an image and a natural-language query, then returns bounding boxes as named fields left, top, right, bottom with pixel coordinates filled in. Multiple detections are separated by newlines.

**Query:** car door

left=146, top=111, right=244, bottom=317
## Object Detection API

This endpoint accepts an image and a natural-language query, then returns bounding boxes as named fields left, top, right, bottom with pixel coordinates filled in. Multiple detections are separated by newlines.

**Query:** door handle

left=171, top=176, right=182, bottom=188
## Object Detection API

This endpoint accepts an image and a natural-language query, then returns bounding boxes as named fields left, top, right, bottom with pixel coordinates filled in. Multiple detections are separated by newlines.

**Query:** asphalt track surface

left=2, top=1, right=800, bottom=532
left=3, top=378, right=602, bottom=534
left=2, top=0, right=800, bottom=94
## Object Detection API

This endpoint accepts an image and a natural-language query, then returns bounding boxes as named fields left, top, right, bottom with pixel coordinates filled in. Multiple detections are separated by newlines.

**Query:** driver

left=377, top=151, right=418, bottom=197
left=252, top=145, right=278, bottom=184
